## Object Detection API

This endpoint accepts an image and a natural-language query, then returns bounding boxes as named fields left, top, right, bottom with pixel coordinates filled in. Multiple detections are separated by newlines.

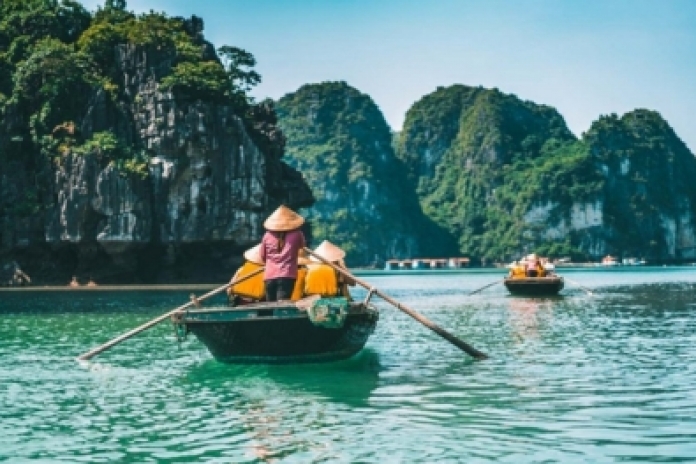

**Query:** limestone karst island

left=4, top=1, right=696, bottom=463
left=1, top=0, right=696, bottom=285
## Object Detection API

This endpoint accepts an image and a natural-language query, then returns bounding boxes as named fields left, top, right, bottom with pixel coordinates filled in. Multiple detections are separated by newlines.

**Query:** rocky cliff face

left=397, top=85, right=696, bottom=263
left=498, top=110, right=696, bottom=262
left=550, top=111, right=696, bottom=261
left=397, top=85, right=577, bottom=261
left=1, top=44, right=312, bottom=284
left=275, top=82, right=453, bottom=266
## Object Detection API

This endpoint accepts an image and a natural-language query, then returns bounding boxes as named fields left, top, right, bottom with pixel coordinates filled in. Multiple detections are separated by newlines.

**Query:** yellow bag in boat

left=304, top=264, right=339, bottom=297
left=510, top=266, right=526, bottom=279
left=228, top=262, right=265, bottom=300
left=291, top=266, right=308, bottom=301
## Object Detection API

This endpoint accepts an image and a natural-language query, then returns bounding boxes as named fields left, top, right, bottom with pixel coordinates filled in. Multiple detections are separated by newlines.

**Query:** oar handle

left=76, top=267, right=265, bottom=361
left=303, top=248, right=488, bottom=360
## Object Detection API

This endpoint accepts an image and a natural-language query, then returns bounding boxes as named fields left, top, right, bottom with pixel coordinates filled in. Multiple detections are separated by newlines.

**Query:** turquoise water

left=2, top=267, right=696, bottom=462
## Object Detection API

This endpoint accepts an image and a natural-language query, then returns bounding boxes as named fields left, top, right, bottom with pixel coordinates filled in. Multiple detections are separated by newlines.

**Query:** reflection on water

left=177, top=351, right=383, bottom=461
left=182, top=349, right=382, bottom=407
left=2, top=269, right=696, bottom=462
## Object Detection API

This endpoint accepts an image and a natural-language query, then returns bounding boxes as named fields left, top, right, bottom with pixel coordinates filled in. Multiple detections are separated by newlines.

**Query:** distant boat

left=172, top=297, right=379, bottom=363
left=504, top=276, right=565, bottom=296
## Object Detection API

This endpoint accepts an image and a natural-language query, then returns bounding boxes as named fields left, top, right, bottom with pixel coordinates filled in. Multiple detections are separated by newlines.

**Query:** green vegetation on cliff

left=397, top=85, right=586, bottom=261
left=276, top=81, right=454, bottom=265
left=582, top=110, right=696, bottom=258
left=0, top=0, right=265, bottom=217
left=398, top=85, right=696, bottom=262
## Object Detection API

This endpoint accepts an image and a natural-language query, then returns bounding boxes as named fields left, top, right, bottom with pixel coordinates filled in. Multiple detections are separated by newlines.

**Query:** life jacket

left=512, top=266, right=526, bottom=278
left=228, top=262, right=265, bottom=300
left=536, top=262, right=546, bottom=278
left=304, top=264, right=340, bottom=297
left=290, top=266, right=308, bottom=301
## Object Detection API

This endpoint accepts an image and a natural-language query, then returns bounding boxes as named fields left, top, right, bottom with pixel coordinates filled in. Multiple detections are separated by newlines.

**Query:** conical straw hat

left=311, top=240, right=346, bottom=262
left=263, top=205, right=304, bottom=232
left=243, top=244, right=264, bottom=265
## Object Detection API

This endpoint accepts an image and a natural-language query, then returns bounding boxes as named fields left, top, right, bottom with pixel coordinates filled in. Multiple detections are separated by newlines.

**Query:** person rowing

left=259, top=205, right=306, bottom=302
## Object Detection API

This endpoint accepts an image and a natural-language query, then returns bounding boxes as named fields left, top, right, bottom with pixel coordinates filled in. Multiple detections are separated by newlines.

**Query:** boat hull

left=176, top=300, right=378, bottom=364
left=504, top=276, right=564, bottom=296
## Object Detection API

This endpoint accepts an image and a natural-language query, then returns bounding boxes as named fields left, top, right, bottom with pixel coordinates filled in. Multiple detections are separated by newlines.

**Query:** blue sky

left=81, top=0, right=696, bottom=151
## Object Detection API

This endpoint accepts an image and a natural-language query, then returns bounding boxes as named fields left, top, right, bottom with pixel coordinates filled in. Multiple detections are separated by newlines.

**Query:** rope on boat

left=170, top=308, right=189, bottom=344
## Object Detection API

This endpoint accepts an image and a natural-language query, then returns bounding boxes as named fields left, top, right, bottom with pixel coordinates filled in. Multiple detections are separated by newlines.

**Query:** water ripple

left=3, top=272, right=696, bottom=461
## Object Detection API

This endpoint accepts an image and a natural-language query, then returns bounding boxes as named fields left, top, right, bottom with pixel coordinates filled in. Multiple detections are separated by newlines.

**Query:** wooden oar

left=76, top=267, right=265, bottom=361
left=563, top=276, right=594, bottom=296
left=304, top=248, right=488, bottom=360
left=467, top=278, right=504, bottom=296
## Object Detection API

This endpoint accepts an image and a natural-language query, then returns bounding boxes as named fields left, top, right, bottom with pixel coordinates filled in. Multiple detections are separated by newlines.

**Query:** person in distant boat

left=508, top=261, right=526, bottom=279
left=228, top=244, right=266, bottom=305
left=86, top=276, right=98, bottom=287
left=543, top=259, right=556, bottom=276
left=69, top=275, right=79, bottom=287
left=536, top=259, right=546, bottom=278
left=525, top=254, right=540, bottom=277
left=259, top=205, right=306, bottom=302
left=304, top=240, right=355, bottom=299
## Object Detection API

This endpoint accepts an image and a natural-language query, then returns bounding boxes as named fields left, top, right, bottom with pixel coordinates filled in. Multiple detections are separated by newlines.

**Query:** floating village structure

left=385, top=258, right=470, bottom=270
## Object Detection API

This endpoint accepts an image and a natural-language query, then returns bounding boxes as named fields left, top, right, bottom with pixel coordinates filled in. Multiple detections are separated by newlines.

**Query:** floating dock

left=385, top=258, right=469, bottom=270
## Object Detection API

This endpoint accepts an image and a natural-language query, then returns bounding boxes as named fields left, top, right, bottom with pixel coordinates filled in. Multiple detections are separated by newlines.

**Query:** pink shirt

left=259, top=229, right=306, bottom=280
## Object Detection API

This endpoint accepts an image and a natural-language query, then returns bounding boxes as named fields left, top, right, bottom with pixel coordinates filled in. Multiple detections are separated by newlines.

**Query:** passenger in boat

left=526, top=254, right=540, bottom=277
left=543, top=259, right=556, bottom=276
left=259, top=205, right=306, bottom=302
left=305, top=240, right=355, bottom=299
left=290, top=250, right=310, bottom=301
left=508, top=261, right=526, bottom=279
left=228, top=244, right=266, bottom=305
left=68, top=275, right=79, bottom=287
left=536, top=259, right=546, bottom=278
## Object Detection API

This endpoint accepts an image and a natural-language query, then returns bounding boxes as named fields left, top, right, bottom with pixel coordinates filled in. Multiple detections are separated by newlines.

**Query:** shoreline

left=2, top=265, right=694, bottom=291
left=0, top=284, right=221, bottom=292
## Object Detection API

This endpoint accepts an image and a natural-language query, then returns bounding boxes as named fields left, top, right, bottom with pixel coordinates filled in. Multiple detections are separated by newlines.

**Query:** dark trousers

left=526, top=269, right=538, bottom=277
left=265, top=278, right=296, bottom=301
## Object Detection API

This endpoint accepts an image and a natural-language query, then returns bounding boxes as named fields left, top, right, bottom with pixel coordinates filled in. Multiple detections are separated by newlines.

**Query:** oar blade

left=303, top=247, right=489, bottom=360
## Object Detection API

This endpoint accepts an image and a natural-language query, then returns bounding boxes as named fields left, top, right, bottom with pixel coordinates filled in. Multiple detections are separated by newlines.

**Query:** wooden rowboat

left=171, top=297, right=379, bottom=364
left=503, top=276, right=564, bottom=296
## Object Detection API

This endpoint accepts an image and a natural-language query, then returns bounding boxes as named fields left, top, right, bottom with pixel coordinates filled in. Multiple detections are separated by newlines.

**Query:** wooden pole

left=76, top=267, right=264, bottom=361
left=304, top=248, right=488, bottom=360
left=563, top=276, right=594, bottom=296
left=467, top=279, right=504, bottom=296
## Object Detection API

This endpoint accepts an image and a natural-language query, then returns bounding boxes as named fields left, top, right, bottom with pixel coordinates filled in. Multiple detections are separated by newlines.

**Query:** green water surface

left=1, top=267, right=696, bottom=462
